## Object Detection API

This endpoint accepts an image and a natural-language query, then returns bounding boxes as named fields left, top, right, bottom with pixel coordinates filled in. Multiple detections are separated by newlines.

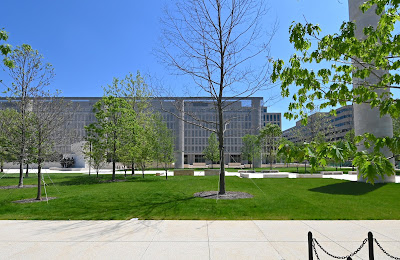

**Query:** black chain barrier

left=374, top=238, right=400, bottom=260
left=308, top=231, right=400, bottom=260
left=313, top=237, right=367, bottom=260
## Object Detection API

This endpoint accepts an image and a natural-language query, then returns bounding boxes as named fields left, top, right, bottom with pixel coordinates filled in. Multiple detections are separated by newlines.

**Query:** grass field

left=0, top=173, right=399, bottom=220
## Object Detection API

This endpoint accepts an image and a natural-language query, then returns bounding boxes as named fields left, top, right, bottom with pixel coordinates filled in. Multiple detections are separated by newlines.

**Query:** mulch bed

left=12, top=197, right=57, bottom=204
left=0, top=185, right=36, bottom=190
left=194, top=191, right=253, bottom=200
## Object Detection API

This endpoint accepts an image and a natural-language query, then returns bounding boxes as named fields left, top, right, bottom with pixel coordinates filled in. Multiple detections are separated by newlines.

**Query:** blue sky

left=0, top=0, right=350, bottom=130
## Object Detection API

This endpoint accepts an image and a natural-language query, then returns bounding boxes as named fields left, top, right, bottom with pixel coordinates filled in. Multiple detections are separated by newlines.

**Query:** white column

left=349, top=0, right=395, bottom=183
left=174, top=99, right=185, bottom=168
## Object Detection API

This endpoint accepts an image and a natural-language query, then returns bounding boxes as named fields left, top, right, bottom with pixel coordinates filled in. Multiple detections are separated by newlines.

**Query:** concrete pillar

left=174, top=99, right=184, bottom=168
left=349, top=0, right=395, bottom=183
left=251, top=98, right=262, bottom=168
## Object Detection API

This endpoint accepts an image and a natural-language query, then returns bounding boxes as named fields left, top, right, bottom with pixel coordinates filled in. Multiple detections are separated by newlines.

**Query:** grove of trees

left=84, top=72, right=175, bottom=181
left=0, top=43, right=71, bottom=200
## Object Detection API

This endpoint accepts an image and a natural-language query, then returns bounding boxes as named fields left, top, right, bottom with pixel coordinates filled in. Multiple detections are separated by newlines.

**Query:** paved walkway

left=1, top=220, right=399, bottom=259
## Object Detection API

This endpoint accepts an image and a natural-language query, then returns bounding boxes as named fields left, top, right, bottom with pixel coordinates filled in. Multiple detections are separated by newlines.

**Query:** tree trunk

left=0, top=161, right=3, bottom=173
left=112, top=160, right=116, bottom=182
left=252, top=152, right=255, bottom=170
left=112, top=130, right=116, bottom=181
left=124, top=167, right=126, bottom=178
left=270, top=152, right=273, bottom=170
left=25, top=164, right=29, bottom=177
left=96, top=169, right=99, bottom=178
left=131, top=161, right=135, bottom=176
left=218, top=100, right=225, bottom=195
left=36, top=161, right=42, bottom=200
left=142, top=167, right=145, bottom=178
left=304, top=161, right=307, bottom=173
left=18, top=157, right=23, bottom=188
left=88, top=143, right=91, bottom=176
left=165, top=167, right=168, bottom=180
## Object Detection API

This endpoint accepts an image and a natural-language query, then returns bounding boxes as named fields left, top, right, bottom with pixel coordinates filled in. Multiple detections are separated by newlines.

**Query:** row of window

left=263, top=122, right=280, bottom=127
left=263, top=114, right=281, bottom=122
left=333, top=114, right=352, bottom=122
left=185, top=154, right=243, bottom=163
left=335, top=121, right=352, bottom=127
left=184, top=145, right=244, bottom=153
left=336, top=107, right=352, bottom=114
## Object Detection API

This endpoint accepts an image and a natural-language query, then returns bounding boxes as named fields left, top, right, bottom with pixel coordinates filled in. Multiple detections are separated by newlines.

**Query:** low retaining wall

left=174, top=170, right=194, bottom=176
left=204, top=169, right=219, bottom=176
left=238, top=170, right=256, bottom=173
left=192, top=163, right=207, bottom=168
left=262, top=173, right=288, bottom=178
left=320, top=171, right=343, bottom=175
left=240, top=173, right=250, bottom=178
left=295, top=173, right=323, bottom=178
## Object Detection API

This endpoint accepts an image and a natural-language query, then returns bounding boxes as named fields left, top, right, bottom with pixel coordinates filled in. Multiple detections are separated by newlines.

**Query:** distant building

left=282, top=105, right=354, bottom=143
left=0, top=96, right=281, bottom=167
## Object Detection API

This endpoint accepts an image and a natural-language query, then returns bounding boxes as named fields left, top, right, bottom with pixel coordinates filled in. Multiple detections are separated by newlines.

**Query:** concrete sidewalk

left=1, top=220, right=399, bottom=259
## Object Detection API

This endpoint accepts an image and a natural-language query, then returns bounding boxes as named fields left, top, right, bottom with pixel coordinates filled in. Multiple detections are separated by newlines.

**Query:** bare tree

left=159, top=0, right=276, bottom=194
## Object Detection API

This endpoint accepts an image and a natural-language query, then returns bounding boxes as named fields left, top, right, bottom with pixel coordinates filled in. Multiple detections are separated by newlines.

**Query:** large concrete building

left=66, top=97, right=281, bottom=167
left=0, top=97, right=281, bottom=168
left=282, top=105, right=354, bottom=143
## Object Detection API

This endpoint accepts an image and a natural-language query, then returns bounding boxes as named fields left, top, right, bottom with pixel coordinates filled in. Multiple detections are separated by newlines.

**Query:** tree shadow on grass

left=56, top=175, right=160, bottom=186
left=133, top=194, right=197, bottom=219
left=309, top=181, right=386, bottom=195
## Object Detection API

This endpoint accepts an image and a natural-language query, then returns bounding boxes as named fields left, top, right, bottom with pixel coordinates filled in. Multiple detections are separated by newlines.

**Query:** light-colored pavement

left=1, top=220, right=400, bottom=260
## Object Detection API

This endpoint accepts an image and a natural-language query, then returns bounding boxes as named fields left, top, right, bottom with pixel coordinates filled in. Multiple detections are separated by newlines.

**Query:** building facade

left=282, top=105, right=354, bottom=143
left=1, top=97, right=281, bottom=167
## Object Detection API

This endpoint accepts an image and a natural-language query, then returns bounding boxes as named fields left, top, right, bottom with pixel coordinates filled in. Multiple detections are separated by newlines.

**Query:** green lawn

left=0, top=173, right=399, bottom=220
